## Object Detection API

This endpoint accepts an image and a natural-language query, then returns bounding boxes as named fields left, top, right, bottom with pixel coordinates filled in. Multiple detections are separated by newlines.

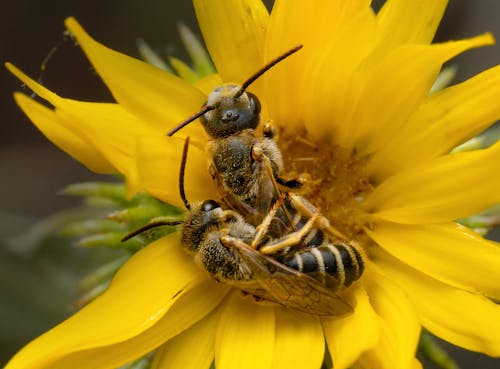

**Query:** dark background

left=1, top=0, right=499, bottom=368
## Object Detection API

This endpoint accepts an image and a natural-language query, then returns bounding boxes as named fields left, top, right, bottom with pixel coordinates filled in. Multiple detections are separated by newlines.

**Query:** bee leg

left=252, top=145, right=296, bottom=230
left=276, top=176, right=306, bottom=189
left=221, top=235, right=252, bottom=252
left=220, top=209, right=244, bottom=223
left=259, top=212, right=320, bottom=255
left=251, top=194, right=286, bottom=249
left=288, top=193, right=348, bottom=241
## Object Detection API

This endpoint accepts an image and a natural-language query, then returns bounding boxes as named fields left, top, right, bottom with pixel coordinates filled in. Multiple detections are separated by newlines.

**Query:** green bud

left=79, top=257, right=128, bottom=292
left=60, top=219, right=125, bottom=237
left=169, top=56, right=199, bottom=83
left=178, top=21, right=215, bottom=77
left=136, top=38, right=173, bottom=72
left=63, top=182, right=128, bottom=206
left=75, top=281, right=111, bottom=309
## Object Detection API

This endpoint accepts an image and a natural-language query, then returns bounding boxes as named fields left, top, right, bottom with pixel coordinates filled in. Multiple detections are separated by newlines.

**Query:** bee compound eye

left=247, top=92, right=261, bottom=115
left=201, top=199, right=220, bottom=212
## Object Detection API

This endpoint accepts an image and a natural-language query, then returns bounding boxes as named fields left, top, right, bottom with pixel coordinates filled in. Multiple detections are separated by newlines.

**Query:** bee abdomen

left=283, top=243, right=364, bottom=287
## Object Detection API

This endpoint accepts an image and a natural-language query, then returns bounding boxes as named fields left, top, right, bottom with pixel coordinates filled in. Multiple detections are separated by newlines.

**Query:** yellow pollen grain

left=277, top=125, right=373, bottom=243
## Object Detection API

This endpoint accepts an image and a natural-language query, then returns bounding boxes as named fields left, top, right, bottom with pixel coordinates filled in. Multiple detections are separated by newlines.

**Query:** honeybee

left=123, top=138, right=363, bottom=316
left=167, top=46, right=304, bottom=228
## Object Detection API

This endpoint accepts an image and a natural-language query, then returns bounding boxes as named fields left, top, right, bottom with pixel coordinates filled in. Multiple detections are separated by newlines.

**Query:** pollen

left=278, top=125, right=373, bottom=242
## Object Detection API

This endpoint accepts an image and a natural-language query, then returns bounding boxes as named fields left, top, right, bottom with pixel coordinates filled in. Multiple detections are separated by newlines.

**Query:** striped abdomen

left=281, top=243, right=364, bottom=288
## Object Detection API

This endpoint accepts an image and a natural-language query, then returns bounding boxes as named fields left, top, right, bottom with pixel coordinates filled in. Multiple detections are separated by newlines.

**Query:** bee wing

left=255, top=160, right=279, bottom=212
left=231, top=239, right=353, bottom=316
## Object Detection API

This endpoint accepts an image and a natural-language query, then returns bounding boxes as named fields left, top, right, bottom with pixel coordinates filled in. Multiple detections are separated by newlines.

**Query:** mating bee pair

left=125, top=46, right=364, bottom=316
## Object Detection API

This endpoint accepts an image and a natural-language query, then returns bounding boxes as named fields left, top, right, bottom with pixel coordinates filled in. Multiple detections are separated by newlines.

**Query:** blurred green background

left=1, top=0, right=499, bottom=368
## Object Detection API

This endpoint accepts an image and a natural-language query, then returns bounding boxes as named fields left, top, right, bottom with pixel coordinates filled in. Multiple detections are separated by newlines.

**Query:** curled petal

left=151, top=301, right=220, bottom=369
left=13, top=92, right=114, bottom=173
left=7, top=63, right=154, bottom=178
left=357, top=267, right=420, bottom=369
left=373, top=248, right=500, bottom=356
left=272, top=309, right=324, bottom=369
left=215, top=293, right=275, bottom=369
left=322, top=285, right=379, bottom=369
left=64, top=17, right=206, bottom=139
left=5, top=234, right=207, bottom=369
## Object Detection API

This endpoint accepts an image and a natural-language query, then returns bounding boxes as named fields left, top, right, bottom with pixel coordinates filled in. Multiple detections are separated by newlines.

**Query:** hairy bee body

left=280, top=243, right=364, bottom=289
left=180, top=200, right=255, bottom=282
left=207, top=128, right=284, bottom=224
left=162, top=47, right=365, bottom=315
left=167, top=48, right=306, bottom=228
left=177, top=195, right=363, bottom=316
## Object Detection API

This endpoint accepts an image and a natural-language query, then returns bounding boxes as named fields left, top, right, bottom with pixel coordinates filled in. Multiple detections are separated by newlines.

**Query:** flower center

left=278, top=125, right=373, bottom=244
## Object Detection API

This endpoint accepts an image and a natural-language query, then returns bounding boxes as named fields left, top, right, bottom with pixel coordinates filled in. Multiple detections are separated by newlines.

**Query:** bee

left=166, top=45, right=305, bottom=229
left=123, top=138, right=364, bottom=316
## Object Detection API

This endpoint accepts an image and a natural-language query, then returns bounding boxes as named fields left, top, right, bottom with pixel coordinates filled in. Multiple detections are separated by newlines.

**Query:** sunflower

left=5, top=1, right=500, bottom=369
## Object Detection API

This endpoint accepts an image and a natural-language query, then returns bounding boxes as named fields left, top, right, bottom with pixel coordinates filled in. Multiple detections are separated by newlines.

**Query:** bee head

left=200, top=84, right=261, bottom=138
left=181, top=200, right=223, bottom=252
left=167, top=45, right=301, bottom=138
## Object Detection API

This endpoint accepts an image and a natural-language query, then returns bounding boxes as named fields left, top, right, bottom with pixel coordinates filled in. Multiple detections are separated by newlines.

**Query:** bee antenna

left=179, top=136, right=192, bottom=210
left=234, top=44, right=303, bottom=98
left=167, top=105, right=215, bottom=136
left=121, top=220, right=183, bottom=242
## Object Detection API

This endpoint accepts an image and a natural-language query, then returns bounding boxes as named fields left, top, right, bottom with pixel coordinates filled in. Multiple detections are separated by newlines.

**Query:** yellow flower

left=6, top=1, right=500, bottom=369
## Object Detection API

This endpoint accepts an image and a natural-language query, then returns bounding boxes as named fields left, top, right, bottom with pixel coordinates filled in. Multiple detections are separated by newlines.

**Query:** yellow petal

left=376, top=0, right=448, bottom=49
left=168, top=56, right=198, bottom=83
left=412, top=359, right=423, bottom=369
left=13, top=92, right=115, bottom=173
left=55, top=102, right=154, bottom=177
left=215, top=293, right=275, bottom=369
left=193, top=0, right=269, bottom=83
left=5, top=233, right=204, bottom=369
left=151, top=304, right=219, bottom=369
left=373, top=248, right=500, bottom=356
left=64, top=17, right=206, bottom=138
left=34, top=278, right=227, bottom=369
left=194, top=73, right=223, bottom=95
left=344, top=34, right=494, bottom=152
left=263, top=0, right=376, bottom=136
left=357, top=267, right=420, bottom=369
left=7, top=63, right=154, bottom=177
left=322, top=285, right=379, bottom=369
left=369, top=64, right=500, bottom=180
left=272, top=309, right=324, bottom=369
left=365, top=141, right=500, bottom=224
left=366, top=221, right=500, bottom=299
left=266, top=0, right=372, bottom=57
left=133, top=135, right=218, bottom=208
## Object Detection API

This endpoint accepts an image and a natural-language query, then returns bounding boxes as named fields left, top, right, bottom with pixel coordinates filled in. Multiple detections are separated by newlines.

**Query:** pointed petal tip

left=5, top=62, right=25, bottom=81
left=64, top=17, right=90, bottom=46
left=5, top=61, right=15, bottom=72
left=473, top=32, right=495, bottom=46
left=5, top=62, right=58, bottom=104
left=64, top=16, right=80, bottom=32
